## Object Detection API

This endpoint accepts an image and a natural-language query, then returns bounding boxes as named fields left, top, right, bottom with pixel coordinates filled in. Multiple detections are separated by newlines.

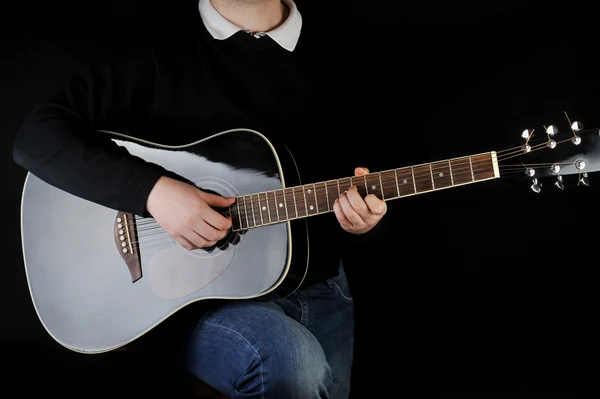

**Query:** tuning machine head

left=530, top=178, right=542, bottom=193
left=554, top=175, right=564, bottom=190
left=578, top=172, right=590, bottom=187
left=571, top=121, right=584, bottom=132
left=521, top=129, right=533, bottom=152
left=570, top=120, right=584, bottom=145
left=543, top=125, right=558, bottom=148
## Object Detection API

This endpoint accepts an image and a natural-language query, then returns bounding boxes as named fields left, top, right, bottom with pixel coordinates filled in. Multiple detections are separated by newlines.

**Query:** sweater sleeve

left=12, top=46, right=167, bottom=217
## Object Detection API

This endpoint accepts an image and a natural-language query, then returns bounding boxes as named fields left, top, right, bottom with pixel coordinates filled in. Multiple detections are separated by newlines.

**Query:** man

left=13, top=0, right=389, bottom=397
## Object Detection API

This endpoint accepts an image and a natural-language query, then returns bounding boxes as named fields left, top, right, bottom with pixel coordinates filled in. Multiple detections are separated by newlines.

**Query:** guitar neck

left=230, top=151, right=500, bottom=231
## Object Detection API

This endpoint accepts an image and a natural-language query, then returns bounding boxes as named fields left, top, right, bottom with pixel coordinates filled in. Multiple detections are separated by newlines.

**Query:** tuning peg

left=545, top=125, right=559, bottom=135
left=571, top=121, right=584, bottom=132
left=530, top=178, right=542, bottom=193
left=525, top=167, right=535, bottom=177
left=578, top=172, right=590, bottom=187
left=545, top=125, right=558, bottom=148
left=554, top=175, right=564, bottom=190
left=568, top=121, right=583, bottom=145
left=521, top=129, right=533, bottom=152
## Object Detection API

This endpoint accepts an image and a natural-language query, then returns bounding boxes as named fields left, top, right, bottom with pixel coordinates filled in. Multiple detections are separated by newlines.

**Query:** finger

left=200, top=191, right=237, bottom=208
left=333, top=198, right=352, bottom=230
left=354, top=167, right=370, bottom=176
left=204, top=208, right=233, bottom=231
left=195, top=219, right=228, bottom=242
left=364, top=194, right=387, bottom=216
left=175, top=234, right=197, bottom=250
left=338, top=192, right=365, bottom=228
left=345, top=186, right=371, bottom=218
left=184, top=230, right=218, bottom=249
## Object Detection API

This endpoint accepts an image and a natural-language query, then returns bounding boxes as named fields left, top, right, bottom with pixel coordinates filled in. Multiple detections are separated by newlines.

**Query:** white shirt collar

left=198, top=0, right=302, bottom=52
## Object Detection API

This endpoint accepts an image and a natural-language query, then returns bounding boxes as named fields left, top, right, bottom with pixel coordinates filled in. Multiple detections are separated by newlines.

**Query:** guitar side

left=19, top=128, right=309, bottom=354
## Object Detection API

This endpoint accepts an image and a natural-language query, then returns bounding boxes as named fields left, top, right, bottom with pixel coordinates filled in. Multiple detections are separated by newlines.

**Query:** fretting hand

left=146, top=176, right=235, bottom=250
left=333, top=167, right=387, bottom=235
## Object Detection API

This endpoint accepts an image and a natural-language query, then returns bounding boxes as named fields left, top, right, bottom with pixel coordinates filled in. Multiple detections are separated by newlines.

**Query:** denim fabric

left=180, top=263, right=354, bottom=399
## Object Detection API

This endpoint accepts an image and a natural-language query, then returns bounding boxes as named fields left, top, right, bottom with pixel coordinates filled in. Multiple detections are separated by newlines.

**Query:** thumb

left=200, top=191, right=236, bottom=207
left=354, top=167, right=370, bottom=176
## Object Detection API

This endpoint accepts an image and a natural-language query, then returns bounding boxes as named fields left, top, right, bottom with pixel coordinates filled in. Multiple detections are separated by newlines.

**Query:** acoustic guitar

left=19, top=118, right=600, bottom=353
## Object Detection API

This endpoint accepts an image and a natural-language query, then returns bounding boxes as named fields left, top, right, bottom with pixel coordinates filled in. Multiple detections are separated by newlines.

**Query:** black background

left=2, top=0, right=600, bottom=397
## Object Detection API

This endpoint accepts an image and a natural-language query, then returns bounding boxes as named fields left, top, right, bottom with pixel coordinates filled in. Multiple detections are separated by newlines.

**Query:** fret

left=396, top=167, right=416, bottom=197
left=450, top=156, right=473, bottom=185
left=468, top=156, right=475, bottom=181
left=338, top=177, right=352, bottom=197
left=304, top=184, right=319, bottom=216
left=410, top=167, right=417, bottom=192
left=447, top=160, right=455, bottom=185
left=365, top=173, right=384, bottom=200
left=429, top=163, right=435, bottom=189
left=350, top=176, right=368, bottom=197
left=252, top=194, right=264, bottom=225
left=294, top=186, right=307, bottom=217
left=472, top=153, right=496, bottom=181
left=431, top=161, right=453, bottom=189
left=244, top=195, right=256, bottom=228
left=284, top=188, right=298, bottom=220
left=235, top=197, right=248, bottom=230
left=413, top=164, right=434, bottom=193
left=314, top=182, right=329, bottom=213
left=266, top=191, right=279, bottom=223
left=258, top=192, right=271, bottom=224
left=251, top=194, right=264, bottom=226
left=274, top=189, right=290, bottom=221
left=380, top=170, right=399, bottom=199
left=230, top=202, right=242, bottom=231
left=325, top=180, right=337, bottom=210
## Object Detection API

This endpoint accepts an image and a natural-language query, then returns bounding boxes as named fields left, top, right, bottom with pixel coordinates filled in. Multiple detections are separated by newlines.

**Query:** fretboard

left=230, top=151, right=499, bottom=231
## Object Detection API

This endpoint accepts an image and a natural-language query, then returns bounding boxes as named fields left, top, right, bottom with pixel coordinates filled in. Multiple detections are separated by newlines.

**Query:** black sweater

left=13, top=10, right=389, bottom=286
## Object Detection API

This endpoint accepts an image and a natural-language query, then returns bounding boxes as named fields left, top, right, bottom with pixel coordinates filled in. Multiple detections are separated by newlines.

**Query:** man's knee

left=236, top=330, right=332, bottom=398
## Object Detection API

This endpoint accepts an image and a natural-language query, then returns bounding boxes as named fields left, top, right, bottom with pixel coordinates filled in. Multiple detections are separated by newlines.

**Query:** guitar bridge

left=113, top=212, right=142, bottom=283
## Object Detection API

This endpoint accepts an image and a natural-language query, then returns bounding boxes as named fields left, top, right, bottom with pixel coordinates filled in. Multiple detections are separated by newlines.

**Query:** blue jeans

left=179, top=263, right=354, bottom=399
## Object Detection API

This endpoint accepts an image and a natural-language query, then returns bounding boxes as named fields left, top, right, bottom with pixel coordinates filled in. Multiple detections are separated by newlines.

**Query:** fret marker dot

left=439, top=172, right=444, bottom=177
left=372, top=185, right=376, bottom=190
left=309, top=205, right=314, bottom=210
left=279, top=203, right=283, bottom=207
left=307, top=189, right=312, bottom=194
left=262, top=206, right=266, bottom=211
left=403, top=179, right=408, bottom=184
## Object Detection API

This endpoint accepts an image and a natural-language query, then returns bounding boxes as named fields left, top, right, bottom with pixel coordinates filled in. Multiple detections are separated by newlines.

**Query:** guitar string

left=128, top=164, right=577, bottom=249
left=131, top=158, right=582, bottom=235
left=129, top=162, right=585, bottom=246
left=128, top=132, right=588, bottom=238
left=131, top=154, right=546, bottom=231
left=132, top=155, right=571, bottom=232
left=131, top=131, right=580, bottom=230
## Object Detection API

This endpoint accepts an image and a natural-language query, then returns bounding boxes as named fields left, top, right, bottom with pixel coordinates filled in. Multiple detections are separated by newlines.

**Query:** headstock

left=497, top=113, right=600, bottom=193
